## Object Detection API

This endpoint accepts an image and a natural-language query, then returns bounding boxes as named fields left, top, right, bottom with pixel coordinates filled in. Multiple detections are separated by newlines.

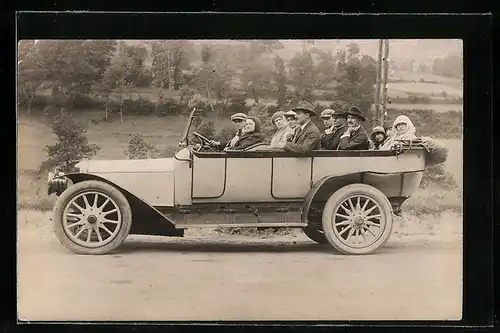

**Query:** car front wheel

left=53, top=180, right=132, bottom=255
left=321, top=184, right=394, bottom=255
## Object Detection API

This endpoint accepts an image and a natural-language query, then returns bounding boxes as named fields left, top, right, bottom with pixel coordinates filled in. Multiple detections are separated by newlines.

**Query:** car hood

left=75, top=158, right=174, bottom=174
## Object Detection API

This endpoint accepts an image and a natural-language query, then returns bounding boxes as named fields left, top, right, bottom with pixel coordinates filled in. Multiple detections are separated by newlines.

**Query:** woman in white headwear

left=380, top=115, right=417, bottom=150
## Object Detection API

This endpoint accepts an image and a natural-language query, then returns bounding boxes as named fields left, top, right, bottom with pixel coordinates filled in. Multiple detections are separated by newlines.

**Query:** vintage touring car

left=47, top=108, right=446, bottom=255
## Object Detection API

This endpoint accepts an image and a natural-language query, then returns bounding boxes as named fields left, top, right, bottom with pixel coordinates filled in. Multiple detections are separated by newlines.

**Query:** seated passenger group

left=209, top=100, right=417, bottom=153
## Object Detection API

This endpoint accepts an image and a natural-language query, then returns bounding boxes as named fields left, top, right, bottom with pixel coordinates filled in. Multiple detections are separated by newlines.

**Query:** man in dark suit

left=276, top=101, right=321, bottom=153
left=337, top=106, right=370, bottom=150
left=320, top=108, right=348, bottom=150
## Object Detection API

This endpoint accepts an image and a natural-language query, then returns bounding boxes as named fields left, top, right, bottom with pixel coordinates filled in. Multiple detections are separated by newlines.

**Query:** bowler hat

left=332, top=109, right=347, bottom=118
left=292, top=101, right=317, bottom=116
left=346, top=106, right=366, bottom=121
left=230, top=113, right=247, bottom=122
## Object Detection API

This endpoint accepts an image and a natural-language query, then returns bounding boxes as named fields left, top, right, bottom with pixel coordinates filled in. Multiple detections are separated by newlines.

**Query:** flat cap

left=230, top=113, right=248, bottom=121
left=320, top=109, right=335, bottom=118
left=284, top=110, right=297, bottom=118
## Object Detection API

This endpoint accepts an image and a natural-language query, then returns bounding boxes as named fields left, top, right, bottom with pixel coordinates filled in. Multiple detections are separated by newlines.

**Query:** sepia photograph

left=17, top=38, right=463, bottom=321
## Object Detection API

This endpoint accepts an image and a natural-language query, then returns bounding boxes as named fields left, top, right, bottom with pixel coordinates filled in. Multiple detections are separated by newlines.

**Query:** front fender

left=48, top=172, right=183, bottom=237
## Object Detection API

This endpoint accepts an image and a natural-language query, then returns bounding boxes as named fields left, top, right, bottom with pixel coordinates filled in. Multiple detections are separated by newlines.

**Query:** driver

left=224, top=117, right=265, bottom=151
left=208, top=113, right=247, bottom=151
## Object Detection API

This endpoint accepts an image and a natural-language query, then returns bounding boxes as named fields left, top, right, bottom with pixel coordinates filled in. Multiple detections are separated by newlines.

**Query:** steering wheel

left=192, top=132, right=215, bottom=152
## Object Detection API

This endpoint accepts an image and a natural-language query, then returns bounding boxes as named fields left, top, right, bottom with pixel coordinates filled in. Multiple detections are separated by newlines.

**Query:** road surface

left=17, top=210, right=462, bottom=321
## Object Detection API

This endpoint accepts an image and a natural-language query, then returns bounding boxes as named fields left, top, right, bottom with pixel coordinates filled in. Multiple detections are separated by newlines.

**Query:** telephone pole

left=381, top=39, right=390, bottom=126
left=373, top=39, right=384, bottom=128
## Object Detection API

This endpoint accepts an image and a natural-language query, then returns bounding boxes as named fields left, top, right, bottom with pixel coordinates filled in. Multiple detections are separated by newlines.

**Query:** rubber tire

left=53, top=180, right=132, bottom=255
left=302, top=225, right=329, bottom=244
left=322, top=183, right=393, bottom=255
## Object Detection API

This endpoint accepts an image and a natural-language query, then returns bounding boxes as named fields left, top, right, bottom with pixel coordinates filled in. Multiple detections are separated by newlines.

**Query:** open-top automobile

left=47, top=108, right=447, bottom=255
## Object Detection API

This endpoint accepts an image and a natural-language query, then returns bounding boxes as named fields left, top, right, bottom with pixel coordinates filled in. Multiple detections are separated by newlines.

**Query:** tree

left=151, top=40, right=190, bottom=91
left=17, top=40, right=43, bottom=115
left=83, top=40, right=117, bottom=80
left=102, top=45, right=136, bottom=123
left=288, top=51, right=316, bottom=101
left=124, top=44, right=148, bottom=85
left=271, top=55, right=287, bottom=108
left=43, top=111, right=100, bottom=173
left=241, top=55, right=273, bottom=103
left=30, top=40, right=115, bottom=110
left=193, top=45, right=233, bottom=108
left=346, top=42, right=360, bottom=60
left=311, top=49, right=336, bottom=89
left=334, top=45, right=377, bottom=125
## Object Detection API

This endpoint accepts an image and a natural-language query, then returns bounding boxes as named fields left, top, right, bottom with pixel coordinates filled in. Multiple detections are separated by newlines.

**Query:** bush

left=124, top=134, right=163, bottom=159
left=70, top=95, right=103, bottom=110
left=42, top=112, right=100, bottom=173
left=194, top=120, right=217, bottom=143
left=122, top=97, right=155, bottom=116
left=137, top=68, right=153, bottom=87
left=420, top=164, right=458, bottom=190
left=248, top=101, right=275, bottom=139
left=216, top=126, right=237, bottom=143
left=408, top=95, right=431, bottom=104
left=224, top=94, right=248, bottom=115
left=23, top=95, right=51, bottom=111
left=322, top=91, right=336, bottom=100
left=156, top=97, right=185, bottom=116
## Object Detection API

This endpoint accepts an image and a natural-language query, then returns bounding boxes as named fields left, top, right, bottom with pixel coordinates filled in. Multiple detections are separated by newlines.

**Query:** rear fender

left=302, top=173, right=364, bottom=227
left=302, top=172, right=405, bottom=227
left=51, top=173, right=183, bottom=237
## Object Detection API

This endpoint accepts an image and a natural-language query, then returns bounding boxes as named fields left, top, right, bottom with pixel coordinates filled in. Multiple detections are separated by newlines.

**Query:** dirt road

left=17, top=210, right=462, bottom=321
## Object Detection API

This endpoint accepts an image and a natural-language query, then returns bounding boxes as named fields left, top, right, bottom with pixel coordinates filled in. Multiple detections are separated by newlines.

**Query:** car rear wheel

left=302, top=225, right=329, bottom=244
left=53, top=180, right=132, bottom=255
left=321, top=184, right=393, bottom=255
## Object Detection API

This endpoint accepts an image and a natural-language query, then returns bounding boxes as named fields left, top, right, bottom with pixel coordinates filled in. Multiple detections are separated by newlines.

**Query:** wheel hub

left=354, top=217, right=365, bottom=228
left=87, top=215, right=98, bottom=224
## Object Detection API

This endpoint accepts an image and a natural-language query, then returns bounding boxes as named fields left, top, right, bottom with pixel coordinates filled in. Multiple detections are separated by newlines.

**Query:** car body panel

left=76, top=159, right=175, bottom=206
left=188, top=148, right=426, bottom=204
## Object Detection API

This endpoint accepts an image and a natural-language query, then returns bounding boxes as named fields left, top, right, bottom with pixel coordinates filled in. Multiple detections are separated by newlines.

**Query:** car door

left=271, top=156, right=312, bottom=199
left=191, top=152, right=227, bottom=200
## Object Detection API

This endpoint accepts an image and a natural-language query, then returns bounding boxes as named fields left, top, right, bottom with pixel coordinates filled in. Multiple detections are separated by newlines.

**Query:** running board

left=175, top=222, right=307, bottom=228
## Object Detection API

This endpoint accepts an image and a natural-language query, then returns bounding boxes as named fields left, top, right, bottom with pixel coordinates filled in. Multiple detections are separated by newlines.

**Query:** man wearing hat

left=283, top=110, right=299, bottom=142
left=337, top=106, right=370, bottom=150
left=276, top=101, right=321, bottom=153
left=209, top=112, right=247, bottom=151
left=320, top=108, right=348, bottom=150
